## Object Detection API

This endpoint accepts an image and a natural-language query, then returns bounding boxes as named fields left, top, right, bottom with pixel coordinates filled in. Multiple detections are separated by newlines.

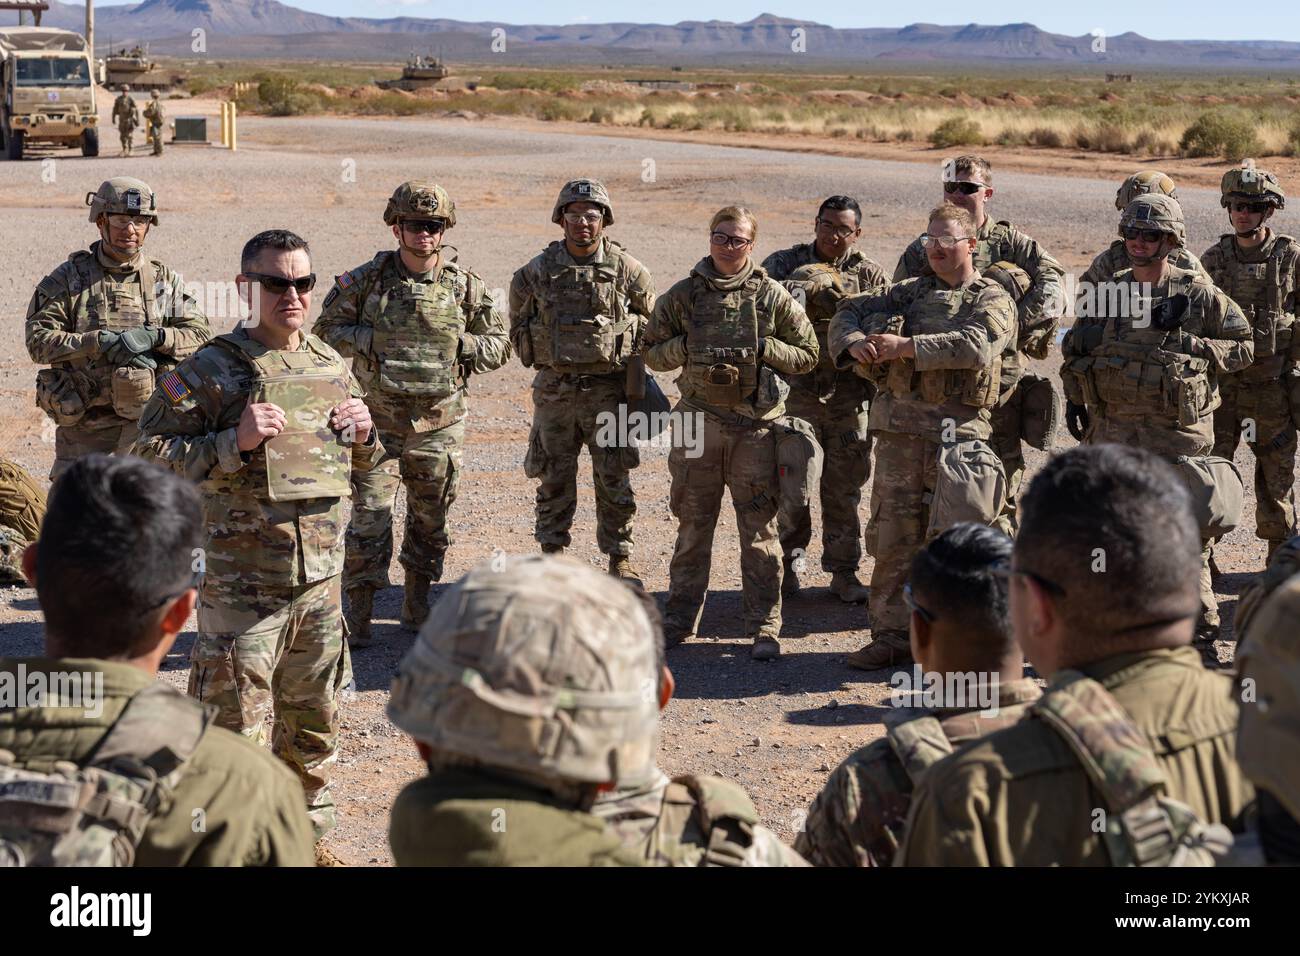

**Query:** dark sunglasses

left=943, top=181, right=985, bottom=196
left=244, top=272, right=317, bottom=295
left=1122, top=226, right=1167, bottom=244
left=990, top=563, right=1067, bottom=598
left=402, top=219, right=447, bottom=235
left=1230, top=201, right=1271, bottom=215
left=902, top=582, right=935, bottom=623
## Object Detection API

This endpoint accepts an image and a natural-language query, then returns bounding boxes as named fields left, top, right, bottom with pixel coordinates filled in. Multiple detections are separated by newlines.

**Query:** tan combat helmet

left=387, top=554, right=660, bottom=790
left=552, top=178, right=614, bottom=226
left=120, top=84, right=131, bottom=93
left=1119, top=194, right=1184, bottom=246
left=1220, top=162, right=1286, bottom=210
left=982, top=260, right=1032, bottom=303
left=383, top=180, right=456, bottom=228
left=150, top=90, right=159, bottom=99
left=783, top=263, right=846, bottom=323
left=1115, top=170, right=1178, bottom=211
left=85, top=177, right=158, bottom=225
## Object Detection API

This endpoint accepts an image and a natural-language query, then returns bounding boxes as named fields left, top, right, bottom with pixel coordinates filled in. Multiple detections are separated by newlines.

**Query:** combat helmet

left=387, top=554, right=660, bottom=790
left=1119, top=194, right=1184, bottom=246
left=86, top=177, right=158, bottom=225
left=552, top=179, right=613, bottom=226
left=783, top=262, right=846, bottom=323
left=383, top=181, right=456, bottom=228
left=1115, top=170, right=1178, bottom=211
left=1220, top=163, right=1286, bottom=210
left=982, top=260, right=1032, bottom=303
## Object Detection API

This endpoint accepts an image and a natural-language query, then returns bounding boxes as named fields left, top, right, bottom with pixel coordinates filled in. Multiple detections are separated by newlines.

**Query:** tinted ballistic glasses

left=943, top=181, right=985, bottom=196
left=1230, top=200, right=1272, bottom=215
left=401, top=219, right=447, bottom=235
left=1121, top=226, right=1169, bottom=244
left=710, top=232, right=754, bottom=250
left=244, top=272, right=317, bottom=295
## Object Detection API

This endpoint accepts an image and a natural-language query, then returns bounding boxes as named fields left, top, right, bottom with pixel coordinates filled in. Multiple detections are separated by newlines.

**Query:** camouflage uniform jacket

left=509, top=236, right=656, bottom=380
left=0, top=658, right=316, bottom=866
left=829, top=274, right=1015, bottom=440
left=593, top=769, right=809, bottom=866
left=111, top=94, right=138, bottom=129
left=389, top=767, right=645, bottom=867
left=143, top=99, right=164, bottom=129
left=643, top=258, right=818, bottom=421
left=897, top=647, right=1255, bottom=866
left=895, top=216, right=1064, bottom=381
left=796, top=678, right=1041, bottom=867
left=313, top=249, right=509, bottom=427
left=132, top=328, right=383, bottom=587
left=1200, top=230, right=1300, bottom=381
left=762, top=242, right=889, bottom=403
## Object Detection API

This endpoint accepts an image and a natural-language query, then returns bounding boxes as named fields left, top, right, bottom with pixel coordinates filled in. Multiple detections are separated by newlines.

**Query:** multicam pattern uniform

left=25, top=241, right=209, bottom=478
left=829, top=275, right=1015, bottom=641
left=133, top=328, right=383, bottom=837
left=142, top=97, right=164, bottom=156
left=594, top=769, right=808, bottom=866
left=761, top=244, right=889, bottom=575
left=111, top=93, right=138, bottom=152
left=509, top=237, right=655, bottom=555
left=895, top=218, right=1064, bottom=529
left=1201, top=232, right=1300, bottom=551
left=0, top=458, right=45, bottom=585
left=1080, top=240, right=1208, bottom=287
left=796, top=679, right=1040, bottom=866
left=643, top=259, right=818, bottom=642
left=314, top=250, right=508, bottom=589
left=1061, top=266, right=1253, bottom=630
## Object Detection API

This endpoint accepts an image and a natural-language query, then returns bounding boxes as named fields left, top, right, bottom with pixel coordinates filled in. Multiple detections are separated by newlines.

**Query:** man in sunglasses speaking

left=1061, top=194, right=1252, bottom=663
left=25, top=178, right=210, bottom=479
left=761, top=196, right=889, bottom=605
left=314, top=181, right=508, bottom=643
left=830, top=203, right=1015, bottom=671
left=510, top=179, right=656, bottom=583
left=1200, top=164, right=1299, bottom=565
left=135, top=229, right=383, bottom=851
left=895, top=156, right=1065, bottom=534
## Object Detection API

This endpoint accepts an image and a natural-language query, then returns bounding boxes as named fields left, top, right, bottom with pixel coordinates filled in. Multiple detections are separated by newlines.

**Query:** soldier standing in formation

left=644, top=205, right=819, bottom=661
left=893, top=156, right=1064, bottom=532
left=314, top=182, right=509, bottom=643
left=831, top=203, right=1014, bottom=670
left=26, top=178, right=209, bottom=479
left=134, top=230, right=381, bottom=856
left=111, top=85, right=139, bottom=156
left=143, top=90, right=165, bottom=157
left=762, top=196, right=888, bottom=603
left=1201, top=166, right=1299, bottom=563
left=510, top=179, right=656, bottom=584
left=1062, top=194, right=1252, bottom=659
left=1079, top=171, right=1207, bottom=288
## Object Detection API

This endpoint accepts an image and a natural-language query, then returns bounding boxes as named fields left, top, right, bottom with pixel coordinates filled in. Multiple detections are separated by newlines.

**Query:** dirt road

left=0, top=102, right=1285, bottom=864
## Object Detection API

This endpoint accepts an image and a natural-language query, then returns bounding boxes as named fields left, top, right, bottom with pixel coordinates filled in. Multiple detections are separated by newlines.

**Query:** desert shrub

left=995, top=128, right=1028, bottom=146
left=1180, top=112, right=1262, bottom=162
left=1028, top=126, right=1064, bottom=148
left=928, top=116, right=984, bottom=148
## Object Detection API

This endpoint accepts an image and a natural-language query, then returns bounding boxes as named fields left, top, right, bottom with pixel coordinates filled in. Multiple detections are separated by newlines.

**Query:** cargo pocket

left=523, top=424, right=548, bottom=479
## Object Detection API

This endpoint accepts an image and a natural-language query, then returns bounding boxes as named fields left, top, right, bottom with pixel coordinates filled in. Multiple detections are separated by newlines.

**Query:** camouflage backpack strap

left=669, top=774, right=760, bottom=867
left=884, top=711, right=954, bottom=785
left=1032, top=671, right=1232, bottom=867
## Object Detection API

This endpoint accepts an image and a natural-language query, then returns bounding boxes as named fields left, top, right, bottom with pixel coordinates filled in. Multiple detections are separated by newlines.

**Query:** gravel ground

left=0, top=100, right=1285, bottom=864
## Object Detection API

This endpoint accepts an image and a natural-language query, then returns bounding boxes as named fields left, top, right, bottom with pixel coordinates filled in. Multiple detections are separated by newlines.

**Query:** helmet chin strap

left=398, top=232, right=440, bottom=261
left=97, top=223, right=143, bottom=264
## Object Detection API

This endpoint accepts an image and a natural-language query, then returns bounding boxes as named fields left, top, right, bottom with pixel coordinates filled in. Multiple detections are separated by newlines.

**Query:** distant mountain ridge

left=30, top=2, right=1300, bottom=66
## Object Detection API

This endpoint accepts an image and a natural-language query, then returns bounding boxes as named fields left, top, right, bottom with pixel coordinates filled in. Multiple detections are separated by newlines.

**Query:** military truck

left=0, top=26, right=97, bottom=159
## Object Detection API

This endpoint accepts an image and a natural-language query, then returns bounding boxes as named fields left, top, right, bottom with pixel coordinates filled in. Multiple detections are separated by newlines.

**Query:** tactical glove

left=104, top=327, right=163, bottom=367
left=1065, top=400, right=1090, bottom=442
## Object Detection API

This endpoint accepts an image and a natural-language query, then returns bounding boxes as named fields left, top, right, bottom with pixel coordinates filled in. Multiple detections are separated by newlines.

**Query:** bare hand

left=236, top=402, right=286, bottom=452
left=848, top=340, right=878, bottom=363
left=330, top=398, right=373, bottom=446
left=864, top=333, right=914, bottom=362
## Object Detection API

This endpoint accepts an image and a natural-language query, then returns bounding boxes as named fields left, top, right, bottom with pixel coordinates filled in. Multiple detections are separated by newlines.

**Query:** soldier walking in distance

left=509, top=179, right=655, bottom=584
left=134, top=230, right=382, bottom=858
left=643, top=205, right=818, bottom=661
left=762, top=196, right=889, bottom=603
left=25, top=178, right=209, bottom=479
left=143, top=90, right=165, bottom=157
left=314, top=182, right=509, bottom=643
left=111, top=85, right=139, bottom=156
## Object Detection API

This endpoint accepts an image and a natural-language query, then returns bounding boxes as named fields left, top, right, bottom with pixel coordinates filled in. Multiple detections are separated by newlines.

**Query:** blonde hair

left=928, top=202, right=976, bottom=235
left=948, top=155, right=992, bottom=186
left=709, top=205, right=758, bottom=241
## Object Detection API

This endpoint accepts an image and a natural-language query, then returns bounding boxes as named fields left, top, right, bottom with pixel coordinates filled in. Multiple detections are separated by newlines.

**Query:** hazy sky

left=92, top=1, right=1299, bottom=43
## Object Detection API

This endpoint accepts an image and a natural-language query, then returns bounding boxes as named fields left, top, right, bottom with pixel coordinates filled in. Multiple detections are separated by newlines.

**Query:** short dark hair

left=240, top=229, right=310, bottom=274
left=1016, top=444, right=1201, bottom=658
left=37, top=455, right=203, bottom=659
left=909, top=522, right=1015, bottom=663
left=817, top=195, right=861, bottom=226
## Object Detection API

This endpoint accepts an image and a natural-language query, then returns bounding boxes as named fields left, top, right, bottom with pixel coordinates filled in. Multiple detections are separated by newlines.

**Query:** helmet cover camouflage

left=86, top=177, right=158, bottom=225
left=384, top=180, right=456, bottom=228
left=552, top=179, right=614, bottom=226
left=1220, top=164, right=1286, bottom=210
left=982, top=260, right=1032, bottom=303
left=1115, top=170, right=1178, bottom=211
left=1119, top=194, right=1184, bottom=245
left=387, top=554, right=660, bottom=788
left=784, top=263, right=846, bottom=323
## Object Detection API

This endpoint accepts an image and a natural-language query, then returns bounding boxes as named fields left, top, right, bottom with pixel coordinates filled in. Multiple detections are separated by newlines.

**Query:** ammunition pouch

left=1173, top=455, right=1245, bottom=539
left=926, top=439, right=1007, bottom=539
left=34, top=368, right=92, bottom=426
left=110, top=366, right=155, bottom=421
left=705, top=363, right=743, bottom=406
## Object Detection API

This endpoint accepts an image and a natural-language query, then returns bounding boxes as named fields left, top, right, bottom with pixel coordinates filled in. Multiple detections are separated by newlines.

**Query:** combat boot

left=608, top=554, right=643, bottom=588
left=751, top=635, right=781, bottom=661
left=829, top=570, right=870, bottom=604
left=541, top=543, right=565, bottom=555
left=401, top=572, right=433, bottom=630
left=781, top=558, right=801, bottom=598
left=344, top=586, right=374, bottom=648
left=845, top=629, right=912, bottom=670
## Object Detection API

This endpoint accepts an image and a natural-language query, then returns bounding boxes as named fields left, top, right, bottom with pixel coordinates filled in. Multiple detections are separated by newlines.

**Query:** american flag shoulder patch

left=336, top=271, right=355, bottom=289
left=159, top=370, right=191, bottom=403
